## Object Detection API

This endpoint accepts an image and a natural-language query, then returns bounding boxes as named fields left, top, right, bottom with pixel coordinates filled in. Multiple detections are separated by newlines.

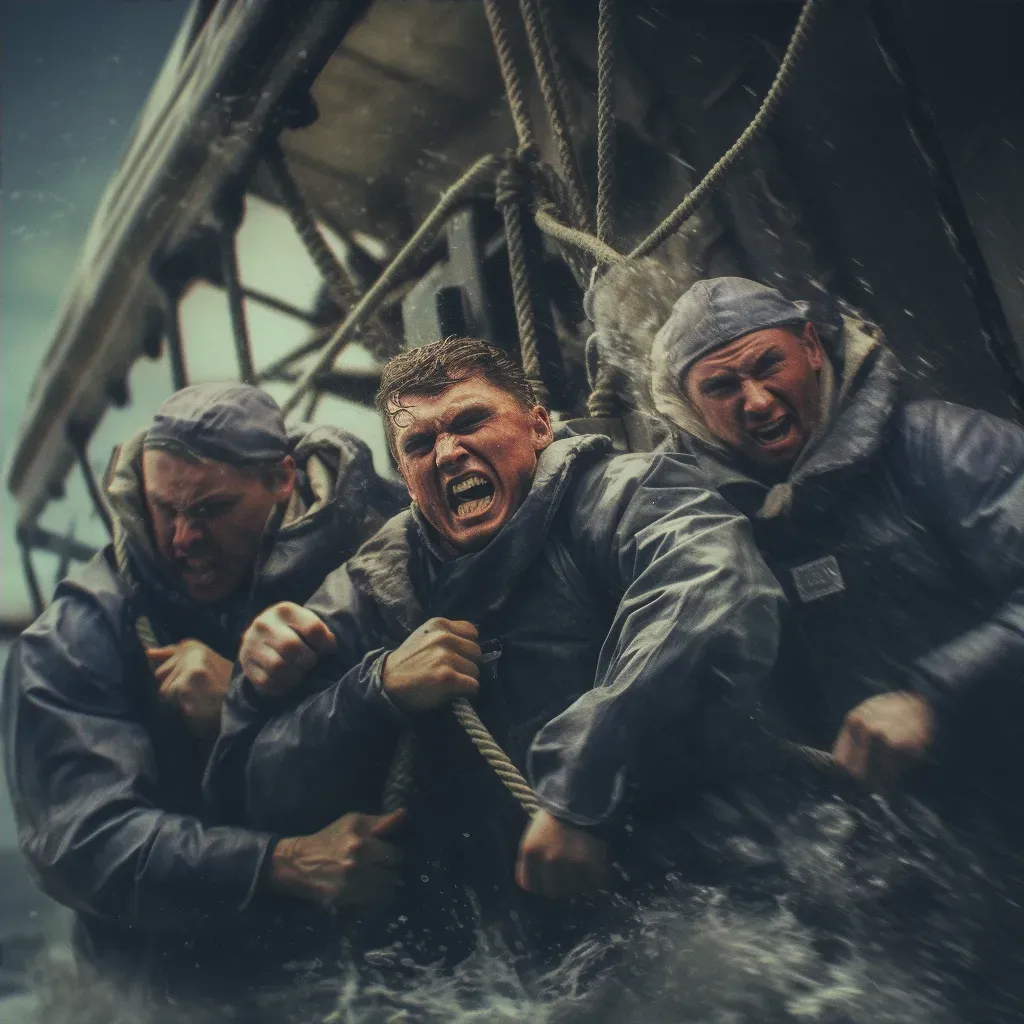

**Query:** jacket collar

left=345, top=433, right=612, bottom=633
left=104, top=424, right=399, bottom=628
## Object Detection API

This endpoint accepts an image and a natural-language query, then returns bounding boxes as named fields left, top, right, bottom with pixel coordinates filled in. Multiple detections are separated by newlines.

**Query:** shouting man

left=650, top=276, right=1024, bottom=802
left=2, top=383, right=408, bottom=1004
left=206, top=338, right=784, bottom=964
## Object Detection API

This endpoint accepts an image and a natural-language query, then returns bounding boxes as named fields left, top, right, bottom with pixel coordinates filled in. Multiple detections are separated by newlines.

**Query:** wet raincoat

left=1, top=425, right=406, bottom=996
left=653, top=314, right=1024, bottom=800
left=206, top=434, right=784, bottom=962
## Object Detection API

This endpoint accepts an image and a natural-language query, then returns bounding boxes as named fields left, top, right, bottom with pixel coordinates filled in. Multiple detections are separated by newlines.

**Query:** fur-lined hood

left=656, top=314, right=902, bottom=518
left=104, top=423, right=407, bottom=640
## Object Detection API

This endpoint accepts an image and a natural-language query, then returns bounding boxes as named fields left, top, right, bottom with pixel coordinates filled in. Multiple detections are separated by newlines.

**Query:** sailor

left=206, top=337, right=785, bottom=964
left=1, top=383, right=408, bottom=1003
left=648, top=276, right=1024, bottom=804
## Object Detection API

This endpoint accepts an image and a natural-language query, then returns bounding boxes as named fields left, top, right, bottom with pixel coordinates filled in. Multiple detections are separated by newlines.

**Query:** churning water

left=15, top=790, right=1024, bottom=1024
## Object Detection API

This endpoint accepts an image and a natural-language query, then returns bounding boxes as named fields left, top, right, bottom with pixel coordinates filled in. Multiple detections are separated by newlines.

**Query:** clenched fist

left=270, top=808, right=406, bottom=910
left=515, top=809, right=609, bottom=899
left=382, top=617, right=481, bottom=714
left=833, top=690, right=936, bottom=791
left=147, top=640, right=232, bottom=739
left=239, top=601, right=337, bottom=697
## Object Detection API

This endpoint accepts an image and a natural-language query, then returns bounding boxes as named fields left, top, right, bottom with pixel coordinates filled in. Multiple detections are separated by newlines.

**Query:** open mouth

left=177, top=557, right=218, bottom=586
left=447, top=473, right=496, bottom=519
left=748, top=414, right=793, bottom=448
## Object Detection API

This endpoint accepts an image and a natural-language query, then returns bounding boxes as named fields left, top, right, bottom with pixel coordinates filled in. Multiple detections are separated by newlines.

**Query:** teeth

left=752, top=418, right=788, bottom=438
left=452, top=474, right=489, bottom=496
left=455, top=496, right=493, bottom=518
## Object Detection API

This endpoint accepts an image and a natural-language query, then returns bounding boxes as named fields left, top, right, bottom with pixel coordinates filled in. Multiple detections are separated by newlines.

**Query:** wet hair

left=375, top=337, right=537, bottom=459
left=142, top=437, right=287, bottom=489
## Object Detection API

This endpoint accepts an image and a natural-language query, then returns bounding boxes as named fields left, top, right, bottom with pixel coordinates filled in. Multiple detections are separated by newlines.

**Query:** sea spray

left=18, top=791, right=1024, bottom=1023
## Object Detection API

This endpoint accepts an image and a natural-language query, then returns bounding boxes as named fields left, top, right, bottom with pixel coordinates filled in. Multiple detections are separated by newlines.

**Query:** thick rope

left=264, top=140, right=398, bottom=365
left=496, top=158, right=551, bottom=407
left=484, top=0, right=537, bottom=154
left=535, top=204, right=623, bottom=266
left=595, top=0, right=617, bottom=248
left=264, top=139, right=362, bottom=311
left=282, top=153, right=501, bottom=417
left=452, top=699, right=541, bottom=817
left=518, top=0, right=592, bottom=233
left=629, top=0, right=824, bottom=260
left=484, top=0, right=552, bottom=383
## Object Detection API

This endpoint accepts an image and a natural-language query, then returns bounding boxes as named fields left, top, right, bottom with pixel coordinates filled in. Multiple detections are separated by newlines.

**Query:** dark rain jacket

left=1, top=425, right=406, bottom=996
left=206, top=434, right=784, bottom=961
left=656, top=315, right=1024, bottom=796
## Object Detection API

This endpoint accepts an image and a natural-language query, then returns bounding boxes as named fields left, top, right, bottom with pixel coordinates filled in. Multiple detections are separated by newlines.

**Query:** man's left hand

left=833, top=690, right=936, bottom=791
left=148, top=640, right=233, bottom=740
left=515, top=809, right=609, bottom=898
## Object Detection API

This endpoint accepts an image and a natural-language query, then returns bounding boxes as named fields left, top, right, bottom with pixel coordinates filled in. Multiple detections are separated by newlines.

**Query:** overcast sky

left=2, top=1, right=192, bottom=620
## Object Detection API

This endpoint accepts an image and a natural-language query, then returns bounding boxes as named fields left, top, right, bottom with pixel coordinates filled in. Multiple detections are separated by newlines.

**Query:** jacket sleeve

left=527, top=452, right=784, bottom=827
left=898, top=401, right=1024, bottom=707
left=204, top=564, right=408, bottom=837
left=2, top=594, right=274, bottom=931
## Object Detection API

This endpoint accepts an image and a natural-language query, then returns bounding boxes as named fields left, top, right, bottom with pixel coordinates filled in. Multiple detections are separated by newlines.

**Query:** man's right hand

left=382, top=618, right=481, bottom=714
left=269, top=808, right=405, bottom=910
left=239, top=602, right=337, bottom=697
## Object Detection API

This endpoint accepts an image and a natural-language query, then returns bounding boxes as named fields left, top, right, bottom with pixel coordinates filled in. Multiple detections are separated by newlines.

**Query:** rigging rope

left=628, top=0, right=824, bottom=260
left=587, top=0, right=621, bottom=418
left=264, top=140, right=362, bottom=311
left=264, top=139, right=396, bottom=364
left=484, top=0, right=537, bottom=155
left=519, top=0, right=592, bottom=233
left=281, top=153, right=502, bottom=417
left=483, top=0, right=554, bottom=403
left=496, top=158, right=552, bottom=407
left=595, top=0, right=617, bottom=248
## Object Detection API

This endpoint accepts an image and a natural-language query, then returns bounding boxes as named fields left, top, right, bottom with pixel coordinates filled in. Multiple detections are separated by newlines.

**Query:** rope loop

left=494, top=150, right=537, bottom=211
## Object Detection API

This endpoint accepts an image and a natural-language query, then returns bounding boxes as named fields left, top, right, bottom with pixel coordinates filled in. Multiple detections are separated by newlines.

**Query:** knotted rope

left=518, top=0, right=592, bottom=234
left=264, top=139, right=363, bottom=313
left=496, top=156, right=551, bottom=407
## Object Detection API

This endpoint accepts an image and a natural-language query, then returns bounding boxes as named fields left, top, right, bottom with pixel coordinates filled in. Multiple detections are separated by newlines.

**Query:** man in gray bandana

left=649, top=276, right=1024, bottom=801
left=2, top=383, right=408, bottom=1004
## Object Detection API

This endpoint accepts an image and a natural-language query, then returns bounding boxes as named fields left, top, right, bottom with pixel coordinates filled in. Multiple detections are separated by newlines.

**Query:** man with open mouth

left=207, top=336, right=785, bottom=966
left=2, top=382, right=409, bottom=1007
left=648, top=275, right=1024, bottom=808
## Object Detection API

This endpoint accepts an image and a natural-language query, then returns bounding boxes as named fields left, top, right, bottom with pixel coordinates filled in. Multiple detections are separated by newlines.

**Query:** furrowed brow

left=699, top=372, right=737, bottom=394
left=401, top=427, right=435, bottom=454
left=752, top=348, right=784, bottom=373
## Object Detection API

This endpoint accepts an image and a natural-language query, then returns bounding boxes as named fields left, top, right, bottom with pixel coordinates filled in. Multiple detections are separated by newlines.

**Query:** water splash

left=18, top=792, right=1024, bottom=1023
